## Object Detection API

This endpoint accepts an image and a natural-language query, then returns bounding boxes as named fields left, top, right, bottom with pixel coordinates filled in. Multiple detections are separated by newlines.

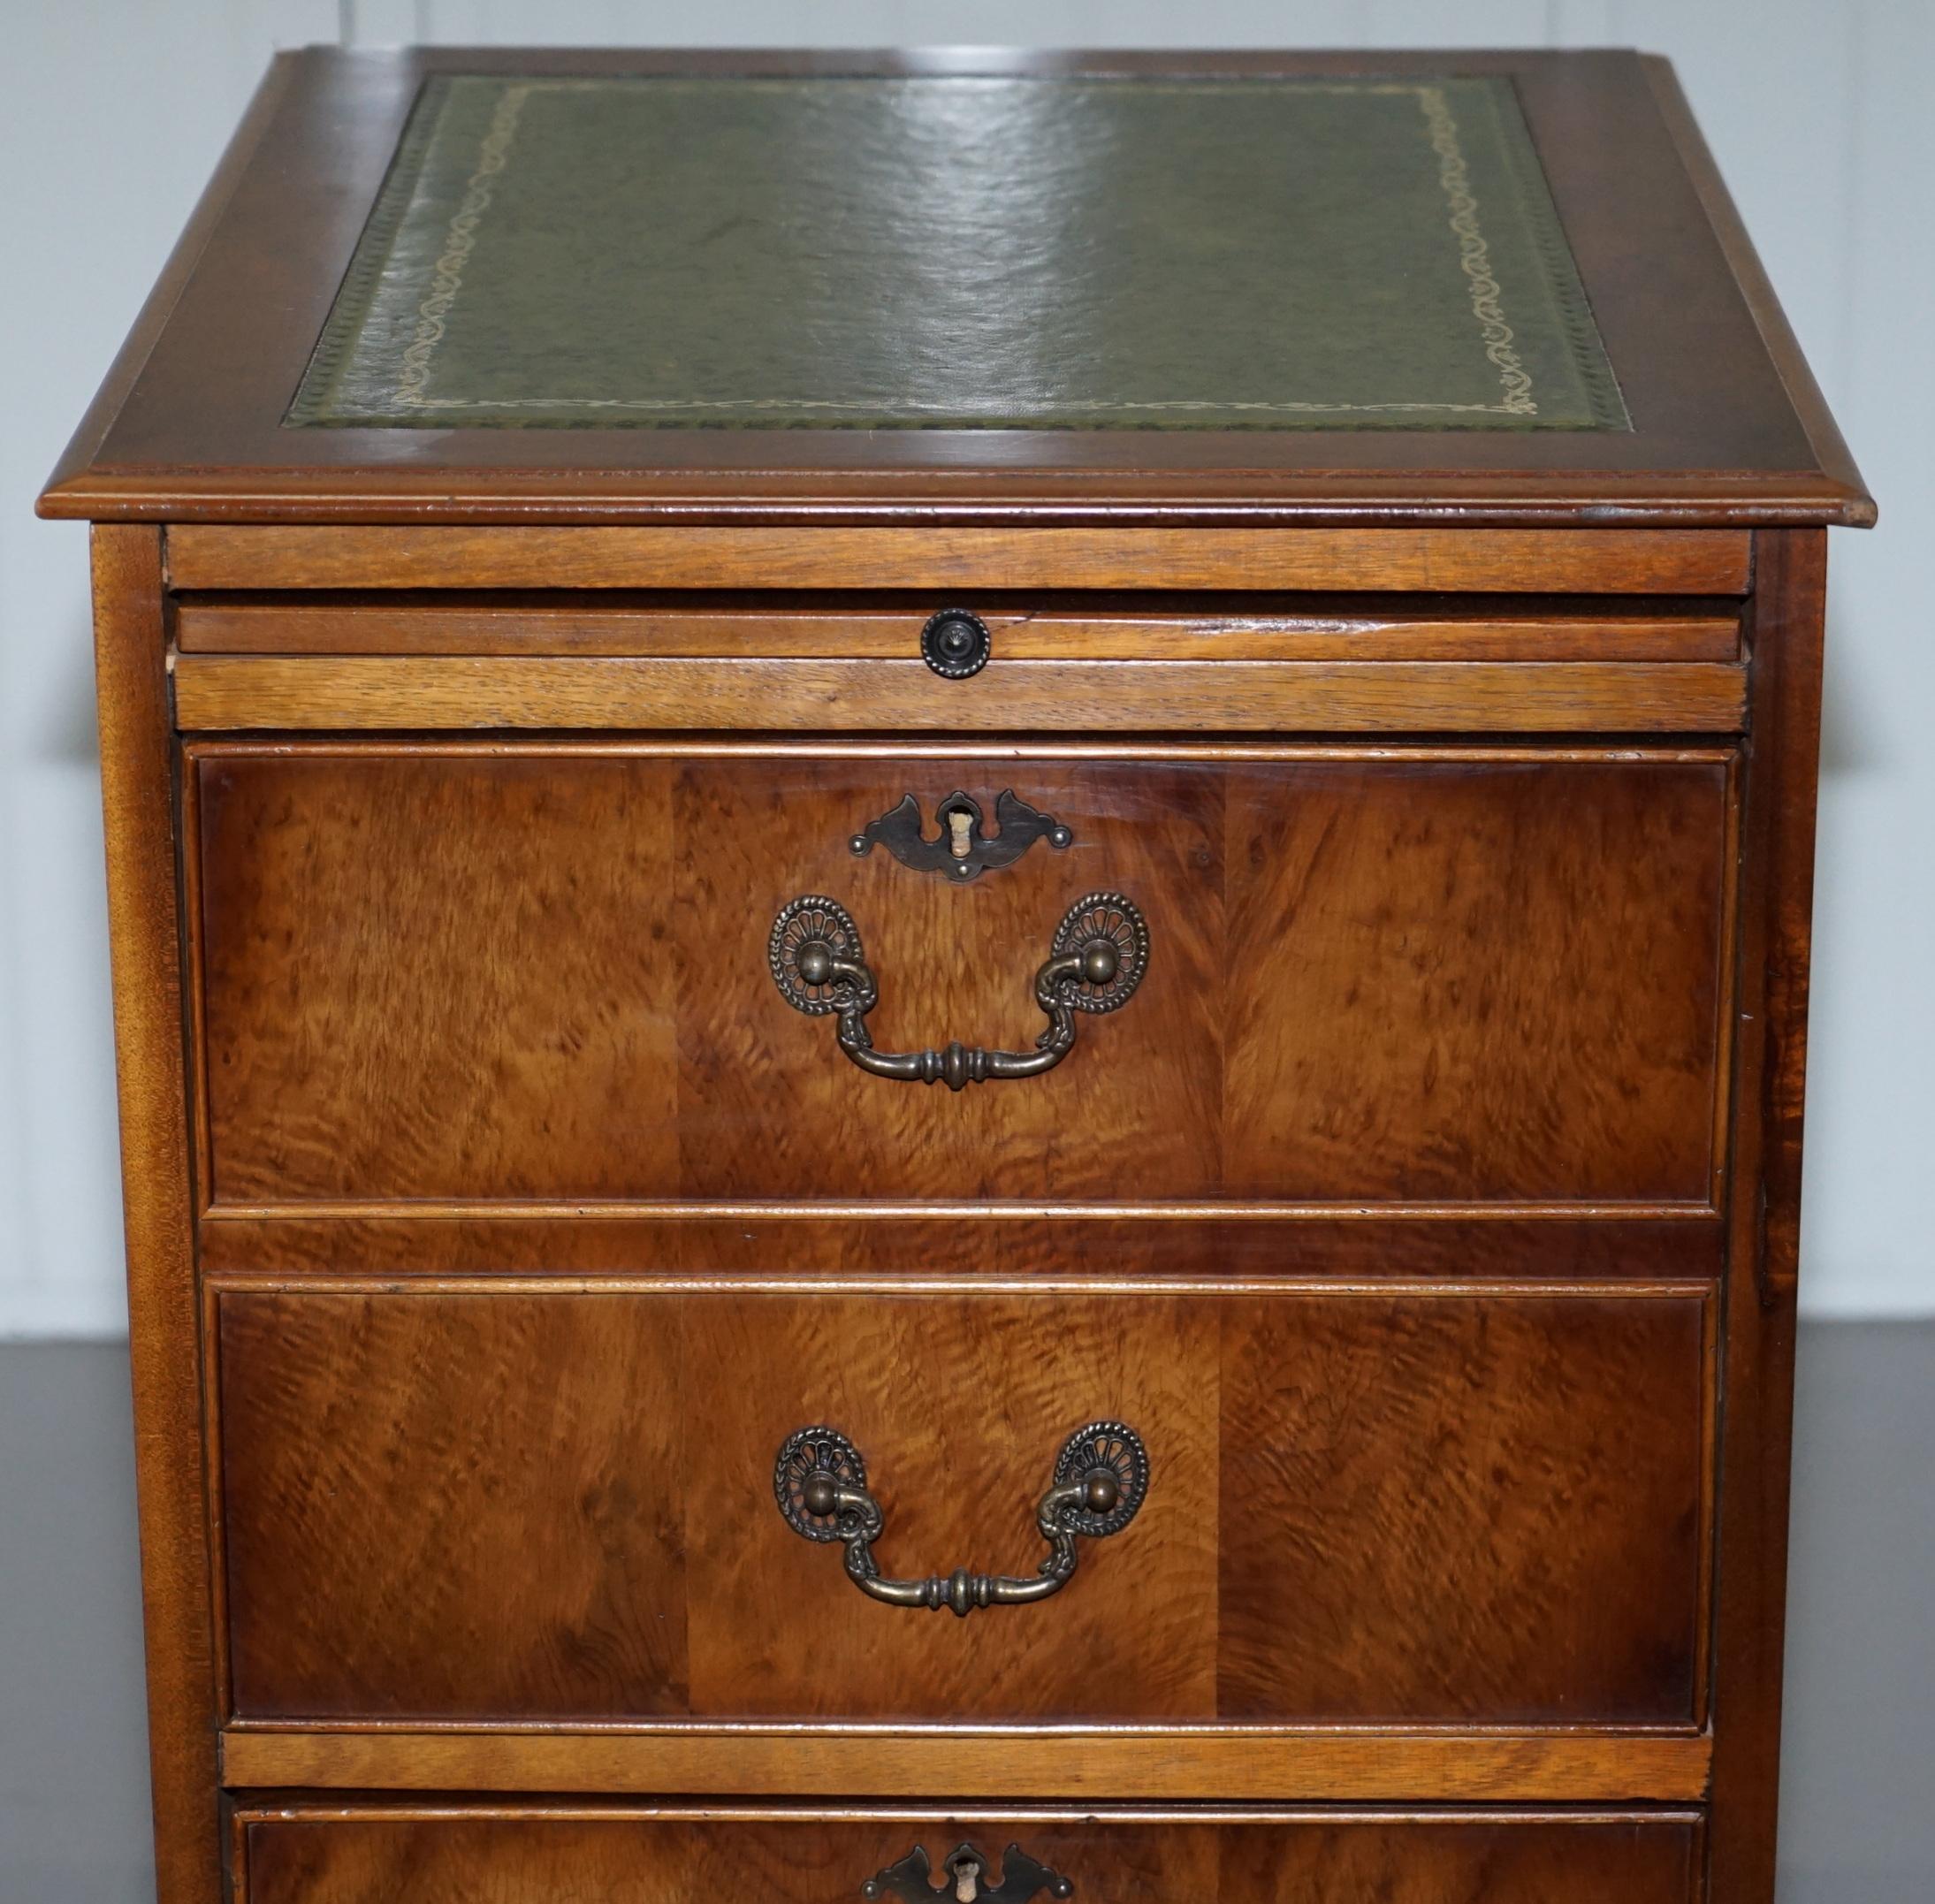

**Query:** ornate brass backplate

left=849, top=788, right=1073, bottom=882
left=863, top=1842, right=1074, bottom=1903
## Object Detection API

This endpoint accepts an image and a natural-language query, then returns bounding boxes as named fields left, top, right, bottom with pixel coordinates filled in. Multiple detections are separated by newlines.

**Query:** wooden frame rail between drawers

left=218, top=1725, right=1715, bottom=1803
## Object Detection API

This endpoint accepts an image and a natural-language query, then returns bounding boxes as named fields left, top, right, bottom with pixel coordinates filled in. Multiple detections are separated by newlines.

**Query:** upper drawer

left=170, top=588, right=1747, bottom=734
left=190, top=744, right=1733, bottom=1211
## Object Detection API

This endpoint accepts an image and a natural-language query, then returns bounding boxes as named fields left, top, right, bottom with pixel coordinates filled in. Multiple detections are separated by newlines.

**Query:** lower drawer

left=232, top=1803, right=1704, bottom=1902
left=212, top=1284, right=1709, bottom=1729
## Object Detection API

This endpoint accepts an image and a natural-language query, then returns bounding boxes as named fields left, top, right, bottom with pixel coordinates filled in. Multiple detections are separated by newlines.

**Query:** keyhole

left=947, top=809, right=975, bottom=859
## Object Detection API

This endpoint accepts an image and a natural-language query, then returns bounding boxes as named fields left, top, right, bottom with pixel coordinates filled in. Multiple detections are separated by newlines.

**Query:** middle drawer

left=211, top=1283, right=1707, bottom=1729
left=189, top=743, right=1733, bottom=1209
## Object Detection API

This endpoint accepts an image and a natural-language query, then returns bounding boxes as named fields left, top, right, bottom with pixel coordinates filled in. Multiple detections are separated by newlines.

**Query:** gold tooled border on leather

left=287, top=74, right=1630, bottom=431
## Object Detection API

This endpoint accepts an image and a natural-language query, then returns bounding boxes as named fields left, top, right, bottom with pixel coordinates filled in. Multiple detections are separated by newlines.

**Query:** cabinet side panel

left=92, top=524, right=219, bottom=1904
left=1707, top=528, right=1827, bottom=1903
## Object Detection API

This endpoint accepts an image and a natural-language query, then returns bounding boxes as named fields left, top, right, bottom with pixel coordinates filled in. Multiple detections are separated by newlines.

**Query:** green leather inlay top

left=288, top=74, right=1628, bottom=432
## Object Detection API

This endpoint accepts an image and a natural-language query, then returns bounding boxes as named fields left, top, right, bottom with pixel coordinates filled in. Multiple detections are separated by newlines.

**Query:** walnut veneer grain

left=235, top=1806, right=1703, bottom=1904
left=193, top=750, right=1732, bottom=1209
left=215, top=1288, right=1706, bottom=1729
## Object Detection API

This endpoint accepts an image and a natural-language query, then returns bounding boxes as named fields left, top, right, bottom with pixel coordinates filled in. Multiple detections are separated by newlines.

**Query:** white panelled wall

left=1, top=1, right=1926, bottom=1334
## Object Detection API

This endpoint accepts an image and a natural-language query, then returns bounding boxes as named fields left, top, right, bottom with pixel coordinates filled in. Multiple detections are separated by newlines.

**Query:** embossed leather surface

left=288, top=74, right=1626, bottom=431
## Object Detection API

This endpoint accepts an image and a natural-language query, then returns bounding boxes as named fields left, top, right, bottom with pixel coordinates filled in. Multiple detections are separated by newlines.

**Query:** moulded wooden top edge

left=35, top=468, right=1876, bottom=528
left=34, top=44, right=1872, bottom=527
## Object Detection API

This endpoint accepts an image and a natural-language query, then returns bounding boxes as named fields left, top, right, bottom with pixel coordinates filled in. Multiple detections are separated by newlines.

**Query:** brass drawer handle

left=768, top=891, right=1149, bottom=1092
left=865, top=1841, right=1073, bottom=1902
left=775, top=1420, right=1149, bottom=1618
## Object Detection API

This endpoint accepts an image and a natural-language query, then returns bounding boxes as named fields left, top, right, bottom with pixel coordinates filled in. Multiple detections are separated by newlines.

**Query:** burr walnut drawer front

left=190, top=745, right=1733, bottom=1208
left=232, top=1804, right=1705, bottom=1904
left=212, top=1286, right=1708, bottom=1727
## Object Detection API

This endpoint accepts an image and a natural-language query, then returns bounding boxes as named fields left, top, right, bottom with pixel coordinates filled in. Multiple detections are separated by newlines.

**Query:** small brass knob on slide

left=919, top=606, right=993, bottom=679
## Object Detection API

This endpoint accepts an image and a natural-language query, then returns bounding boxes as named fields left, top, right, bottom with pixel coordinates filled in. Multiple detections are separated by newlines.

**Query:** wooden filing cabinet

left=41, top=44, right=1870, bottom=1904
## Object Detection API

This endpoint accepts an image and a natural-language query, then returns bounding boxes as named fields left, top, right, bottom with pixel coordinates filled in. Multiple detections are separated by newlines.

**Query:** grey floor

left=3, top=1326, right=1931, bottom=1900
